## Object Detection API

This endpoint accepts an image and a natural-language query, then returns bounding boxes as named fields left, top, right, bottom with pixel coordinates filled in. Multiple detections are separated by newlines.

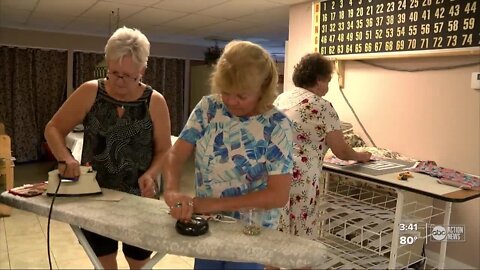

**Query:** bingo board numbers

left=316, top=0, right=479, bottom=58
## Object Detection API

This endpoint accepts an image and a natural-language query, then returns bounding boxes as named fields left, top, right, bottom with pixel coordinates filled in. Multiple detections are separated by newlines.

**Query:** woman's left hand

left=138, top=174, right=157, bottom=198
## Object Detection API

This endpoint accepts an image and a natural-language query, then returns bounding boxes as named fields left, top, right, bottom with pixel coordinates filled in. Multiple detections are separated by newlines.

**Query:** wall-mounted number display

left=314, top=0, right=479, bottom=59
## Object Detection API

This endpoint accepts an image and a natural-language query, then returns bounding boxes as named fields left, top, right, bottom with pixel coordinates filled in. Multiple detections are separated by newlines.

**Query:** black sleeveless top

left=81, top=79, right=154, bottom=195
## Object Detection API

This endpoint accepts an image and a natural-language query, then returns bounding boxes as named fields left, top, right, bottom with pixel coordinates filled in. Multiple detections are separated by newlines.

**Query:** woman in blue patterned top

left=162, top=40, right=294, bottom=269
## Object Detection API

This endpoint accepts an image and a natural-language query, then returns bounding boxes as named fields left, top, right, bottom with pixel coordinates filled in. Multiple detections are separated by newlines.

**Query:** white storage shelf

left=317, top=178, right=445, bottom=269
left=317, top=235, right=432, bottom=269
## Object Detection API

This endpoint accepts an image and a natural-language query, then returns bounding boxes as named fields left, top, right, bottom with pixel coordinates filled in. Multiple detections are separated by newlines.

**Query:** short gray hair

left=104, top=26, right=150, bottom=68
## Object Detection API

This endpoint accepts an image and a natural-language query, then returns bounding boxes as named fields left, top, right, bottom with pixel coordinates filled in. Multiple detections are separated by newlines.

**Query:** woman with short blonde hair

left=211, top=40, right=278, bottom=114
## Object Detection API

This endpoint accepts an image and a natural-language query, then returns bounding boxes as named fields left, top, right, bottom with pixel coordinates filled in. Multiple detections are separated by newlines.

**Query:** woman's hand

left=58, top=158, right=80, bottom=179
left=356, top=151, right=372, bottom=162
left=164, top=190, right=195, bottom=220
left=138, top=173, right=157, bottom=198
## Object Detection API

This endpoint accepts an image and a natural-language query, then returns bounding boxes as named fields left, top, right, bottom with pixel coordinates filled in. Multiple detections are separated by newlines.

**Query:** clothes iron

left=46, top=166, right=102, bottom=196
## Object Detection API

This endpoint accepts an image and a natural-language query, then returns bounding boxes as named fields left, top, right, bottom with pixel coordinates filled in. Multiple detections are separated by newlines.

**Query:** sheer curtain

left=0, top=46, right=67, bottom=162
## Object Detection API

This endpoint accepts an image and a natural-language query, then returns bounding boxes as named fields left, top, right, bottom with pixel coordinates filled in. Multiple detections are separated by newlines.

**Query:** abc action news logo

left=429, top=224, right=466, bottom=242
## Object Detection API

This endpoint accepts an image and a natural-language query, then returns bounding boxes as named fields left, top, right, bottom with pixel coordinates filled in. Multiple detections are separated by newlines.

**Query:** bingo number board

left=315, top=0, right=479, bottom=58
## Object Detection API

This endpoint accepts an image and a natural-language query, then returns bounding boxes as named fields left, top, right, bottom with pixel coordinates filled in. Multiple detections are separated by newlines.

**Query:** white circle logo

left=431, top=225, right=447, bottom=241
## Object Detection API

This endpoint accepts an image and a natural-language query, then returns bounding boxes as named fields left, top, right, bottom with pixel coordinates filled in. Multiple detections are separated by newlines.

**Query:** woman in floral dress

left=274, top=53, right=371, bottom=240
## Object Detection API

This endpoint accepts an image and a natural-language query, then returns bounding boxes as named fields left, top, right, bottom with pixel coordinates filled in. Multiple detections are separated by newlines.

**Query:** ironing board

left=0, top=189, right=342, bottom=269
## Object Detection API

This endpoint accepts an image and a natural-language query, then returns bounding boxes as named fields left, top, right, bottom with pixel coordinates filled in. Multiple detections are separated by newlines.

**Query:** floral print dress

left=274, top=88, right=341, bottom=239
left=179, top=95, right=294, bottom=228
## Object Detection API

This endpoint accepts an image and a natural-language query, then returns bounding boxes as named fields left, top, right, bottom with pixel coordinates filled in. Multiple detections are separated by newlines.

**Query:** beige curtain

left=0, top=46, right=67, bottom=162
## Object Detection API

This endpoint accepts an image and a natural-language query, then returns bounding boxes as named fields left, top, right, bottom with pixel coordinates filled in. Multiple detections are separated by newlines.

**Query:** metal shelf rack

left=317, top=176, right=445, bottom=269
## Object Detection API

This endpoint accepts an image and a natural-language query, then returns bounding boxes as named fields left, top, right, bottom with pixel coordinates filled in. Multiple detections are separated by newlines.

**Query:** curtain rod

left=70, top=49, right=199, bottom=60
left=0, top=44, right=199, bottom=61
left=0, top=43, right=68, bottom=52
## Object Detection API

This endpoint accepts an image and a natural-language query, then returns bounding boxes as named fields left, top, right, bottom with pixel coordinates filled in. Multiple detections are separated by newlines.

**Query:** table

left=322, top=160, right=480, bottom=269
left=0, top=189, right=343, bottom=269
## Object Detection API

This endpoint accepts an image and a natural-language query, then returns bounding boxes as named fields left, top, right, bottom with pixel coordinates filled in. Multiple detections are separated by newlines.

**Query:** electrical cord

left=47, top=161, right=70, bottom=270
left=338, top=85, right=377, bottom=147
left=336, top=59, right=479, bottom=147
left=47, top=173, right=61, bottom=270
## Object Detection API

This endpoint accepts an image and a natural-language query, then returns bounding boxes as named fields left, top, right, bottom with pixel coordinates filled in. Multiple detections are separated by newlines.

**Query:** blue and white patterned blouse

left=179, top=95, right=294, bottom=228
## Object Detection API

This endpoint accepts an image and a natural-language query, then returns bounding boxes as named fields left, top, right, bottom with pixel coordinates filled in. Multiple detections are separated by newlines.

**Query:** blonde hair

left=104, top=26, right=150, bottom=68
left=211, top=40, right=278, bottom=114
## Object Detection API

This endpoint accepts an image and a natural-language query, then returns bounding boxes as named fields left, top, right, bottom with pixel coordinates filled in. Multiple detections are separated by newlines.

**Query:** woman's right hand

left=58, top=157, right=81, bottom=179
left=356, top=151, right=372, bottom=163
left=164, top=190, right=195, bottom=221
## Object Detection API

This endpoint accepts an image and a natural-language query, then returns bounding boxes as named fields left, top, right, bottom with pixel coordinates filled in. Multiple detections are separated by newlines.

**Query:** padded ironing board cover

left=0, top=189, right=336, bottom=268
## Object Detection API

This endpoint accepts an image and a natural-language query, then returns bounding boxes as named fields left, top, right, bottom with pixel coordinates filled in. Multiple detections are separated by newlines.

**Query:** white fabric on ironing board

left=0, top=189, right=337, bottom=268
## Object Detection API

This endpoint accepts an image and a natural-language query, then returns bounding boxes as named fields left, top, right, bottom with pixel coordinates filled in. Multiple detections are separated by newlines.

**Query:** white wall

left=285, top=4, right=314, bottom=91
left=287, top=2, right=479, bottom=268
left=190, top=64, right=213, bottom=112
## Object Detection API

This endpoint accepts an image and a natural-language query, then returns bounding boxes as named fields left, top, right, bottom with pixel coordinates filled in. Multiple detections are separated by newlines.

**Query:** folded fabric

left=324, top=155, right=383, bottom=166
left=9, top=183, right=47, bottom=197
left=408, top=161, right=480, bottom=190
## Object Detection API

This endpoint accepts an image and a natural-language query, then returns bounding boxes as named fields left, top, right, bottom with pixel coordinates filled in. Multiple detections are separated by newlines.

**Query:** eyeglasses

left=107, top=71, right=138, bottom=83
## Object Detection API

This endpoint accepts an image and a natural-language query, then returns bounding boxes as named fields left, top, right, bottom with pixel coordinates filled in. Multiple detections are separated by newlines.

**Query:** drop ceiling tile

left=268, top=0, right=311, bottom=4
left=79, top=1, right=145, bottom=20
left=197, top=0, right=282, bottom=19
left=236, top=6, right=289, bottom=27
left=103, top=0, right=162, bottom=7
left=0, top=0, right=289, bottom=56
left=0, top=0, right=37, bottom=11
left=122, top=8, right=187, bottom=27
left=161, top=14, right=225, bottom=30
left=64, top=17, right=111, bottom=36
left=0, top=8, right=31, bottom=25
left=27, top=12, right=73, bottom=30
left=144, top=24, right=183, bottom=35
left=152, top=0, right=227, bottom=13
left=35, top=0, right=97, bottom=16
